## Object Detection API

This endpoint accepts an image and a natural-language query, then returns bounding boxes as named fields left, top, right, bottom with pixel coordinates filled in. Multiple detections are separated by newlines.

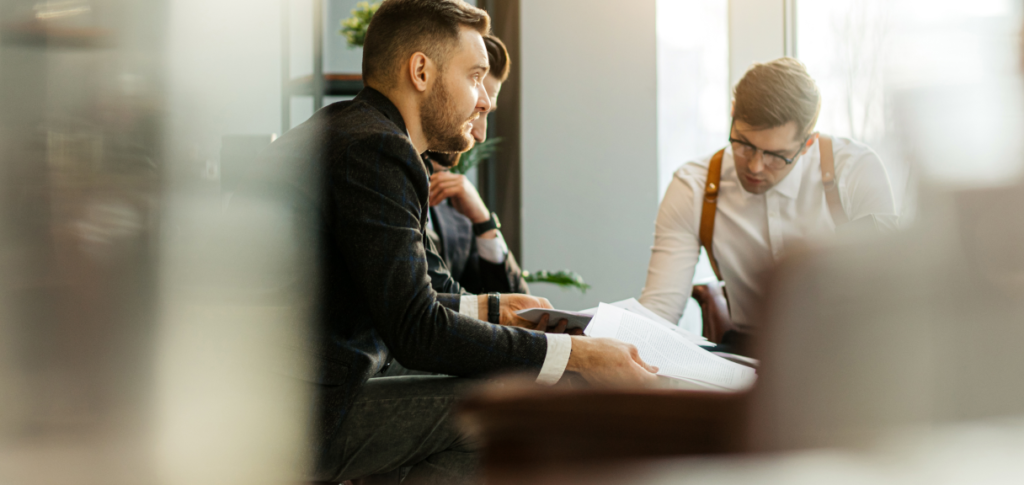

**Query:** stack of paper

left=520, top=298, right=709, bottom=346
left=584, top=303, right=756, bottom=392
left=594, top=298, right=710, bottom=346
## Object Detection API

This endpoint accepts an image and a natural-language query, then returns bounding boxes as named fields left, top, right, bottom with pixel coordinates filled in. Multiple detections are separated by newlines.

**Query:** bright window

left=797, top=0, right=1024, bottom=211
left=656, top=0, right=729, bottom=332
left=656, top=0, right=729, bottom=199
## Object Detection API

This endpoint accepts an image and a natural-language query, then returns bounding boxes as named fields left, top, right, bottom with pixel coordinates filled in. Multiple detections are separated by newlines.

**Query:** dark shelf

left=1, top=22, right=111, bottom=48
left=287, top=73, right=363, bottom=97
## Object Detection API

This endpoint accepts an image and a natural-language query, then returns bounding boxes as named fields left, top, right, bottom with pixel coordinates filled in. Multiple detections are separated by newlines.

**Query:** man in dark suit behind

left=423, top=34, right=529, bottom=296
left=258, top=1, right=658, bottom=483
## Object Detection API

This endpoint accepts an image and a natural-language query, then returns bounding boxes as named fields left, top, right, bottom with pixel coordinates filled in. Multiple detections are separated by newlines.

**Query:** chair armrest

left=692, top=281, right=735, bottom=344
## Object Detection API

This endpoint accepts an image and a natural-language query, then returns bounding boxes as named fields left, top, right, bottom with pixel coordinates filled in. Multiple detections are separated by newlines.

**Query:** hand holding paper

left=565, top=335, right=660, bottom=386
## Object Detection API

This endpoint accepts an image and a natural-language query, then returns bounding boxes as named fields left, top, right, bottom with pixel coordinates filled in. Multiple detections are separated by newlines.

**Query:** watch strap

left=473, top=212, right=501, bottom=236
left=487, top=293, right=501, bottom=324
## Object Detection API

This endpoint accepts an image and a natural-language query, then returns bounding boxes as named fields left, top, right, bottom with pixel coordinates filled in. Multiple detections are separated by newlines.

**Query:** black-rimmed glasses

left=728, top=121, right=811, bottom=170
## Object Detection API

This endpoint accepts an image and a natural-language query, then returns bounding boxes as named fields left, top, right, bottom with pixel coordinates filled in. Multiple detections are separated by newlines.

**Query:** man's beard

left=427, top=151, right=461, bottom=168
left=421, top=78, right=475, bottom=158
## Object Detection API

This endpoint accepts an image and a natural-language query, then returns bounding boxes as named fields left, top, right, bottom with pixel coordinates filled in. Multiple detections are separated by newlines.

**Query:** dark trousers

left=315, top=376, right=482, bottom=484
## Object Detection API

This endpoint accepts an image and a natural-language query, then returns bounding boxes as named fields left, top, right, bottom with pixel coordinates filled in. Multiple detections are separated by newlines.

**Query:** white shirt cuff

left=459, top=295, right=479, bottom=320
left=476, top=231, right=509, bottom=264
left=536, top=333, right=572, bottom=385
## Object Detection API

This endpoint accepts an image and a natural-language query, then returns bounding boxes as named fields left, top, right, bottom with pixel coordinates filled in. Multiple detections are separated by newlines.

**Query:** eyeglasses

left=728, top=121, right=811, bottom=171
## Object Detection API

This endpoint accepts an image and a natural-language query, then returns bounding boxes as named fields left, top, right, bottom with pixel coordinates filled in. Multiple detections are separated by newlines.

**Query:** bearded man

left=259, top=1, right=658, bottom=483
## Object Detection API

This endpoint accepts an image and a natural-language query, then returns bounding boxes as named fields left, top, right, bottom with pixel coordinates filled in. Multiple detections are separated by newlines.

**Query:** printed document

left=584, top=303, right=756, bottom=391
left=580, top=298, right=709, bottom=345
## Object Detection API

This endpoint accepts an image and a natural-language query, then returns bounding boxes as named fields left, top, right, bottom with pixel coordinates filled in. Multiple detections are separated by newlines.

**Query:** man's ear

left=800, top=132, right=820, bottom=156
left=407, top=52, right=431, bottom=93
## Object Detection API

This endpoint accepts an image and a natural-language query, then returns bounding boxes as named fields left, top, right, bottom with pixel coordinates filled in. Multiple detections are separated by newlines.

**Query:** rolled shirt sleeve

left=459, top=294, right=572, bottom=385
left=537, top=333, right=572, bottom=385
left=475, top=230, right=509, bottom=264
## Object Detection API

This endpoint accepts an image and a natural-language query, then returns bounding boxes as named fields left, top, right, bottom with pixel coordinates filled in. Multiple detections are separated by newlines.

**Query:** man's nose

left=748, top=152, right=765, bottom=173
left=477, top=88, right=492, bottom=113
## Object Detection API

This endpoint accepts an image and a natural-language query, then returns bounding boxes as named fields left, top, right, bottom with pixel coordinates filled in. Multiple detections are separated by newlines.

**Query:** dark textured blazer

left=257, top=87, right=548, bottom=435
left=429, top=201, right=530, bottom=295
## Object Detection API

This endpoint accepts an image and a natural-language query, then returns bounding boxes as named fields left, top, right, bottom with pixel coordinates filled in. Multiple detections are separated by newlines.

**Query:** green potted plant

left=523, top=269, right=591, bottom=293
left=448, top=137, right=501, bottom=175
left=340, top=2, right=380, bottom=48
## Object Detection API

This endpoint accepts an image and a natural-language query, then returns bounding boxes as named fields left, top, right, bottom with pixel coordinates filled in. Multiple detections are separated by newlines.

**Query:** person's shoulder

left=265, top=100, right=389, bottom=154
left=827, top=135, right=882, bottom=165
left=824, top=135, right=892, bottom=187
left=672, top=148, right=726, bottom=187
left=319, top=98, right=412, bottom=150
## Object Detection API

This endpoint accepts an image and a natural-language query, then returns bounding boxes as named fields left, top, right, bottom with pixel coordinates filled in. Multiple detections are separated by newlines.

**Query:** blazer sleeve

left=425, top=231, right=466, bottom=295
left=329, top=133, right=546, bottom=377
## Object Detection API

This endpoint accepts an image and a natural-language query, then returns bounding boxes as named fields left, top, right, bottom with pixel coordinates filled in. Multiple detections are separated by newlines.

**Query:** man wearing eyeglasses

left=640, top=57, right=898, bottom=339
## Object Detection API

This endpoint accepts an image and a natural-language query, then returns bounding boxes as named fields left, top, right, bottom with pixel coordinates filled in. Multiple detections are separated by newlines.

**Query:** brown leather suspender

left=699, top=150, right=727, bottom=281
left=699, top=135, right=846, bottom=281
left=818, top=136, right=849, bottom=226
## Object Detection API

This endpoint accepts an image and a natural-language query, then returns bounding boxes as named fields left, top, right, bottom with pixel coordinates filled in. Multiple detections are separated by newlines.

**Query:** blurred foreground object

left=0, top=1, right=311, bottom=484
left=749, top=183, right=1024, bottom=451
left=460, top=184, right=1024, bottom=484
left=458, top=380, right=748, bottom=485
left=0, top=1, right=161, bottom=483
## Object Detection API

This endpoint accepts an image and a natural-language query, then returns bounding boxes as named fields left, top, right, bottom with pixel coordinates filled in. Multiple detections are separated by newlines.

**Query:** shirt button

left=769, top=211, right=779, bottom=218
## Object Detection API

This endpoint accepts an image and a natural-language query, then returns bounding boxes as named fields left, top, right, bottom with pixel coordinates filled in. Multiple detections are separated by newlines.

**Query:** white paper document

left=584, top=303, right=756, bottom=391
left=580, top=298, right=709, bottom=345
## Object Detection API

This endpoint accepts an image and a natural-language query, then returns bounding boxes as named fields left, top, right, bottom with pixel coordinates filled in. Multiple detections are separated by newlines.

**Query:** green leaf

left=449, top=137, right=502, bottom=175
left=523, top=269, right=591, bottom=294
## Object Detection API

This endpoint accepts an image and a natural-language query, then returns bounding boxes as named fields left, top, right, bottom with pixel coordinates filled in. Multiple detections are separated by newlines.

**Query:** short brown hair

left=483, top=34, right=510, bottom=83
left=362, top=0, right=491, bottom=91
left=733, top=57, right=821, bottom=139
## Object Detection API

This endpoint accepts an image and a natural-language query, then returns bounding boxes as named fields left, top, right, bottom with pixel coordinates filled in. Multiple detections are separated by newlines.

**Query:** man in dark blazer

left=258, top=1, right=658, bottom=483
left=429, top=192, right=528, bottom=293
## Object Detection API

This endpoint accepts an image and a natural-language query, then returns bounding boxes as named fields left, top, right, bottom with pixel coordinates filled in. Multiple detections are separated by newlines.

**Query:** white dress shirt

left=640, top=136, right=898, bottom=326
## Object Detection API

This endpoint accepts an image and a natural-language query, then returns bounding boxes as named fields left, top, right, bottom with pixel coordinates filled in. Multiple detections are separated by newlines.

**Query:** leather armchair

left=691, top=280, right=736, bottom=344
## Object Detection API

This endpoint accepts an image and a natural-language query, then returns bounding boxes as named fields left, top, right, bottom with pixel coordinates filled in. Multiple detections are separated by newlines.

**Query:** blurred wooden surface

left=458, top=383, right=750, bottom=484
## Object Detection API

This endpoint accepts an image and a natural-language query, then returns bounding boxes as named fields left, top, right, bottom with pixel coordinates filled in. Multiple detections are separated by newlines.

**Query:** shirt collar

left=770, top=160, right=803, bottom=199
left=422, top=153, right=436, bottom=176
left=354, top=86, right=409, bottom=136
left=769, top=137, right=817, bottom=199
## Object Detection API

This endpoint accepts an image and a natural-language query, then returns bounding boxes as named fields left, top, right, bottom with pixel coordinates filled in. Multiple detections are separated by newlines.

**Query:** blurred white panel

left=521, top=0, right=659, bottom=311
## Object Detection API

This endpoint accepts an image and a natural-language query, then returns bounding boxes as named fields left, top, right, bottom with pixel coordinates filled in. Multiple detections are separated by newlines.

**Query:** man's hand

left=429, top=171, right=491, bottom=228
left=566, top=336, right=659, bottom=386
left=501, top=293, right=553, bottom=330
left=475, top=293, right=562, bottom=331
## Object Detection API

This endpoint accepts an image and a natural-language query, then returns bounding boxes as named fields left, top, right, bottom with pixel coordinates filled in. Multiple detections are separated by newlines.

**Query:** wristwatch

left=487, top=293, right=501, bottom=324
left=473, top=212, right=501, bottom=236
